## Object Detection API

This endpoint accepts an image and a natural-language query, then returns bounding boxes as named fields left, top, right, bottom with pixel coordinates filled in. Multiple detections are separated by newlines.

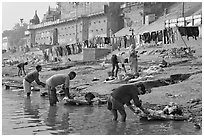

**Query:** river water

left=2, top=89, right=201, bottom=135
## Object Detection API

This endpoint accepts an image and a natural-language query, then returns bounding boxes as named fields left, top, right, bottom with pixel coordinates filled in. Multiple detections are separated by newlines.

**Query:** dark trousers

left=111, top=63, right=119, bottom=77
left=18, top=67, right=26, bottom=76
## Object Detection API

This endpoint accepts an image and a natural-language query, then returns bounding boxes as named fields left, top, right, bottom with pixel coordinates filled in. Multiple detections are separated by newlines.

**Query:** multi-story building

left=27, top=2, right=123, bottom=47
left=2, top=37, right=9, bottom=51
left=120, top=2, right=169, bottom=31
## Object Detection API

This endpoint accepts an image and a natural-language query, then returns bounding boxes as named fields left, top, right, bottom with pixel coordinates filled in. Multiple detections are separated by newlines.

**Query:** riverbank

left=2, top=38, right=202, bottom=130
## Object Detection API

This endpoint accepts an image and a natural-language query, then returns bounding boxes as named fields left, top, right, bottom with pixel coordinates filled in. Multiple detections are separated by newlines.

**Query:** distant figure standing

left=45, top=71, right=76, bottom=106
left=129, top=44, right=139, bottom=76
left=117, top=52, right=127, bottom=73
left=111, top=54, right=119, bottom=78
left=17, top=62, right=28, bottom=76
left=23, top=65, right=46, bottom=96
left=159, top=57, right=168, bottom=68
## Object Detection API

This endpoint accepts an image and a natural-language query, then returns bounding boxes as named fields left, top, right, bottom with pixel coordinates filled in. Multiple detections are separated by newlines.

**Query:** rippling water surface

left=2, top=89, right=201, bottom=135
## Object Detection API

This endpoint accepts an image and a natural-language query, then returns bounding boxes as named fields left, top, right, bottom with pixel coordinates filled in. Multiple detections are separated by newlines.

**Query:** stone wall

left=83, top=48, right=111, bottom=61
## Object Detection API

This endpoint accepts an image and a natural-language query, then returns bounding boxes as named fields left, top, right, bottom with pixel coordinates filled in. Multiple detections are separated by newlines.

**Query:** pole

left=182, top=2, right=186, bottom=27
left=182, top=2, right=184, bottom=17
left=75, top=2, right=79, bottom=44
left=175, top=25, right=188, bottom=48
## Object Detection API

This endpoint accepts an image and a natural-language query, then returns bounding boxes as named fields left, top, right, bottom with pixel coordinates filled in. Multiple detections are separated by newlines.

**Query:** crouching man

left=107, top=84, right=149, bottom=122
left=23, top=65, right=46, bottom=96
left=46, top=71, right=76, bottom=106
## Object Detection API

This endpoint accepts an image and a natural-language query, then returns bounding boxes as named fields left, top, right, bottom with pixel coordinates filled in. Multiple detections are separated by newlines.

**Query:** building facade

left=120, top=2, right=168, bottom=29
left=2, top=37, right=9, bottom=51
left=27, top=2, right=123, bottom=47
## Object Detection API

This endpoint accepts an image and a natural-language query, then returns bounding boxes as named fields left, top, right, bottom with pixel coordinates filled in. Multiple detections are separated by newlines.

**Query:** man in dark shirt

left=17, top=62, right=28, bottom=76
left=111, top=54, right=119, bottom=78
left=107, top=84, right=149, bottom=122
left=23, top=65, right=46, bottom=96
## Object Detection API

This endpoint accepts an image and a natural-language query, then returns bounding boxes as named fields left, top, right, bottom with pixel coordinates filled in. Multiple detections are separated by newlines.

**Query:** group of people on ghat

left=110, top=44, right=139, bottom=79
left=18, top=44, right=150, bottom=122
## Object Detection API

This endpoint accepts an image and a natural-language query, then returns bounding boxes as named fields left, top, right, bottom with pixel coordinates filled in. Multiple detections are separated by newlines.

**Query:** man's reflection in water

left=170, top=121, right=183, bottom=130
left=139, top=120, right=181, bottom=134
left=24, top=97, right=40, bottom=119
left=61, top=110, right=71, bottom=133
left=46, top=106, right=58, bottom=127
left=84, top=106, right=94, bottom=115
left=106, top=121, right=127, bottom=135
left=60, top=106, right=78, bottom=134
left=80, top=106, right=95, bottom=124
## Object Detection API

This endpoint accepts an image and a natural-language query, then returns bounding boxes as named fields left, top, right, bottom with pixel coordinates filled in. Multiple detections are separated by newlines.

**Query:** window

left=101, top=28, right=103, bottom=31
left=96, top=29, right=98, bottom=32
left=104, top=20, right=106, bottom=22
left=99, top=21, right=101, bottom=23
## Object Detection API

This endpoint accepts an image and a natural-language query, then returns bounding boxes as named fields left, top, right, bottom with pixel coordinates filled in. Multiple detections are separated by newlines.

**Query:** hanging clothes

left=123, top=35, right=127, bottom=48
left=139, top=35, right=143, bottom=44
left=57, top=47, right=62, bottom=56
left=129, top=35, right=135, bottom=45
left=157, top=30, right=163, bottom=42
left=163, top=28, right=168, bottom=44
left=117, top=37, right=122, bottom=50
left=63, top=46, right=68, bottom=56
left=169, top=28, right=174, bottom=43
left=143, top=32, right=151, bottom=43
left=49, top=47, right=53, bottom=56
left=78, top=43, right=82, bottom=53
left=150, top=31, right=157, bottom=41
left=84, top=40, right=88, bottom=48
left=105, top=37, right=110, bottom=44
left=167, top=28, right=173, bottom=44
left=185, top=27, right=199, bottom=40
left=126, top=35, right=131, bottom=48
left=71, top=44, right=75, bottom=54
left=178, top=27, right=187, bottom=36
left=54, top=47, right=59, bottom=57
left=178, top=27, right=199, bottom=40
left=173, top=28, right=178, bottom=41
left=66, top=45, right=71, bottom=55
left=99, top=37, right=102, bottom=45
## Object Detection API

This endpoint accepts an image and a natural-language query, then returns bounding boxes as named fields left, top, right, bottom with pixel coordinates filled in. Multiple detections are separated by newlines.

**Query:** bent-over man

left=46, top=71, right=76, bottom=106
left=107, top=84, right=149, bottom=122
left=17, top=62, right=28, bottom=76
left=23, top=65, right=46, bottom=96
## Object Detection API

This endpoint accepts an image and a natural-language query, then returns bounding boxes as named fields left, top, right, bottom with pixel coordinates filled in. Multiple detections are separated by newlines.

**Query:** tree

left=2, top=23, right=28, bottom=48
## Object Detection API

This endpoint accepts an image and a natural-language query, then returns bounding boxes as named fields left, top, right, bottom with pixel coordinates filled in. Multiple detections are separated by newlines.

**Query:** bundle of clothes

left=139, top=102, right=188, bottom=121
left=64, top=92, right=107, bottom=106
